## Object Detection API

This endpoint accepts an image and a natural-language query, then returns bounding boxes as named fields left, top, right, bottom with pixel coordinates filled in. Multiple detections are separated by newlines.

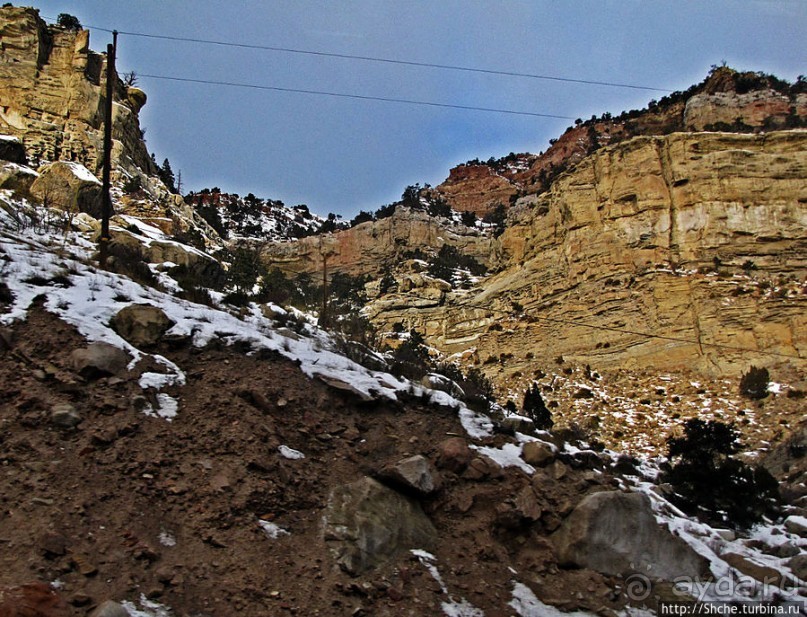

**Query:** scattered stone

left=70, top=342, right=130, bottom=379
left=463, top=456, right=503, bottom=481
left=514, top=486, right=542, bottom=521
left=69, top=593, right=92, bottom=607
left=90, top=600, right=131, bottom=617
left=788, top=554, right=807, bottom=582
left=238, top=388, right=273, bottom=413
left=323, top=477, right=438, bottom=575
left=50, top=402, right=82, bottom=429
left=784, top=515, right=807, bottom=538
left=110, top=304, right=175, bottom=348
left=722, top=552, right=785, bottom=587
left=71, top=553, right=98, bottom=576
left=500, top=416, right=535, bottom=435
left=549, top=460, right=568, bottom=481
left=522, top=441, right=555, bottom=467
left=713, top=529, right=736, bottom=542
left=41, top=532, right=68, bottom=557
left=551, top=490, right=711, bottom=580
left=435, top=437, right=472, bottom=473
left=421, top=373, right=464, bottom=399
left=573, top=387, right=595, bottom=399
left=379, top=455, right=441, bottom=496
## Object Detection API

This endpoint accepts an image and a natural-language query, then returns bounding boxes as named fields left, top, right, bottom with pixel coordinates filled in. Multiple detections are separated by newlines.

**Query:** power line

left=446, top=297, right=805, bottom=361
left=116, top=30, right=672, bottom=94
left=45, top=14, right=671, bottom=94
left=137, top=73, right=577, bottom=119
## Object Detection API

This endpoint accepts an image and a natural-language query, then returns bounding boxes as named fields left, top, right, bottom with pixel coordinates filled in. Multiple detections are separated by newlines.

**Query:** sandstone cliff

left=262, top=207, right=496, bottom=277
left=0, top=6, right=152, bottom=179
left=368, top=131, right=807, bottom=382
left=435, top=68, right=807, bottom=218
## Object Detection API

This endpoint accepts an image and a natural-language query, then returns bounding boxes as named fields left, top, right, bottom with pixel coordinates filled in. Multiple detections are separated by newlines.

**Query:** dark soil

left=0, top=306, right=678, bottom=616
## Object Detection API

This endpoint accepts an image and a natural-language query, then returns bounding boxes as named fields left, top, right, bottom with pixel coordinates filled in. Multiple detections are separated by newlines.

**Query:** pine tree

left=523, top=383, right=552, bottom=430
left=159, top=158, right=177, bottom=193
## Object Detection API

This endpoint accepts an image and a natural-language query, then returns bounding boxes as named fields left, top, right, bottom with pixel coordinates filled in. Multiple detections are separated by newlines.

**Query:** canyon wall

left=368, top=131, right=807, bottom=383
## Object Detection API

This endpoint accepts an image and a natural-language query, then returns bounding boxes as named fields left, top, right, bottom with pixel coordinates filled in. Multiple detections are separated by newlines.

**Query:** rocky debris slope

left=2, top=199, right=806, bottom=616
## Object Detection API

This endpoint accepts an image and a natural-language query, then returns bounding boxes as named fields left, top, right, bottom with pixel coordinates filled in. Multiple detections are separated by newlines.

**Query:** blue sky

left=26, top=1, right=807, bottom=217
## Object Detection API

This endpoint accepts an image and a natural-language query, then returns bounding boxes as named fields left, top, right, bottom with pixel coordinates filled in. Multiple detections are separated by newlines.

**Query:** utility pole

left=99, top=30, right=117, bottom=268
left=320, top=252, right=329, bottom=328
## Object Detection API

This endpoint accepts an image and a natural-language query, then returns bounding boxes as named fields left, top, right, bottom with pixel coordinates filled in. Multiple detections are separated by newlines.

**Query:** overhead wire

left=37, top=15, right=802, bottom=362
left=110, top=28, right=672, bottom=94
left=41, top=15, right=671, bottom=93
left=136, top=73, right=577, bottom=119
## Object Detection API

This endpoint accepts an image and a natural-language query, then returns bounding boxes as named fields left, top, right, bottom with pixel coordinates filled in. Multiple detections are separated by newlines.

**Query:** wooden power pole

left=99, top=30, right=118, bottom=268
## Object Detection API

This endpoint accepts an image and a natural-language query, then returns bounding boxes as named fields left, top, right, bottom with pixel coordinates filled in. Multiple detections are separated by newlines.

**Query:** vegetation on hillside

left=664, top=419, right=779, bottom=528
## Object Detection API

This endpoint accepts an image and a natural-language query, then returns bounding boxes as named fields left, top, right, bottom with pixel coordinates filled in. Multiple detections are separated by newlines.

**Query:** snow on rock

left=120, top=595, right=173, bottom=617
left=471, top=442, right=535, bottom=474
left=61, top=161, right=101, bottom=185
left=158, top=531, right=176, bottom=547
left=509, top=582, right=594, bottom=617
left=258, top=519, right=290, bottom=539
left=278, top=445, right=305, bottom=460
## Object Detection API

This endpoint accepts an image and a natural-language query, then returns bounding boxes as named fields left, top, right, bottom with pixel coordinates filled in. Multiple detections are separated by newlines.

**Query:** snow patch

left=278, top=445, right=305, bottom=460
left=258, top=519, right=290, bottom=539
left=120, top=595, right=173, bottom=617
left=471, top=442, right=535, bottom=474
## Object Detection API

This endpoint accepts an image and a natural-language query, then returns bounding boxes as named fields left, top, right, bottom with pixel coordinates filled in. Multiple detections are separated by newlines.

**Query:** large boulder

left=70, top=342, right=131, bottom=379
left=30, top=161, right=102, bottom=217
left=323, top=477, right=438, bottom=575
left=110, top=304, right=175, bottom=348
left=0, top=161, right=37, bottom=192
left=551, top=491, right=711, bottom=581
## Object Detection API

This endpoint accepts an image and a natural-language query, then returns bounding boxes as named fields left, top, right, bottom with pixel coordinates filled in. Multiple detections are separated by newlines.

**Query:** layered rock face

left=0, top=7, right=151, bottom=178
left=369, top=131, right=807, bottom=378
left=262, top=207, right=496, bottom=277
left=434, top=68, right=806, bottom=218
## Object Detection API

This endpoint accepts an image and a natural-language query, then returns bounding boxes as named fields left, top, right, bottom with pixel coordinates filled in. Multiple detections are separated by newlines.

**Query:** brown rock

left=110, top=303, right=175, bottom=348
left=0, top=582, right=70, bottom=617
left=70, top=342, right=130, bottom=379
left=514, top=486, right=542, bottom=521
left=435, top=437, right=472, bottom=473
left=463, top=456, right=503, bottom=481
left=722, top=552, right=786, bottom=587
left=30, top=161, right=102, bottom=216
left=522, top=441, right=555, bottom=467
left=379, top=455, right=441, bottom=496
left=89, top=600, right=131, bottom=617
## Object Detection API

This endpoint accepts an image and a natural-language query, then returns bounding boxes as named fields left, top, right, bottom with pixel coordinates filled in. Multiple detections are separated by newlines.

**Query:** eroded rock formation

left=0, top=6, right=152, bottom=178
